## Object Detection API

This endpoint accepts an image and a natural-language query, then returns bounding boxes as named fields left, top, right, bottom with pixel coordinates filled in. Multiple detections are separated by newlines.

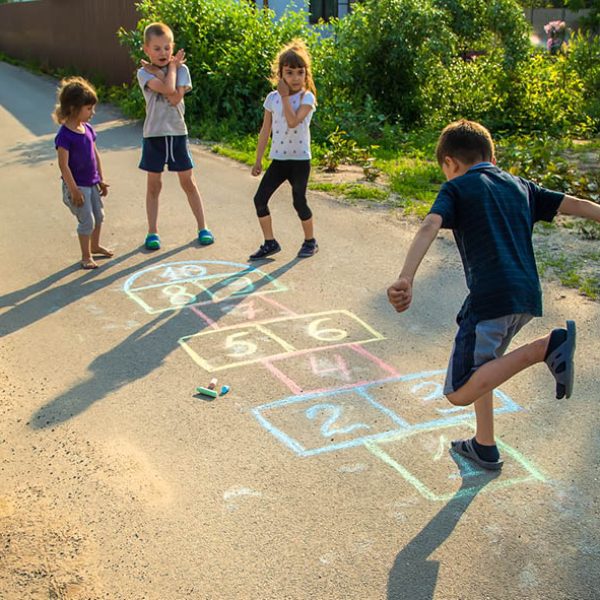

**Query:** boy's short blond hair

left=143, top=22, right=174, bottom=45
left=435, top=119, right=495, bottom=166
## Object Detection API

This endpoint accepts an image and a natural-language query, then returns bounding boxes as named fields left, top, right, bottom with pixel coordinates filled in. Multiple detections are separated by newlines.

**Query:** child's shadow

left=386, top=452, right=500, bottom=600
left=0, top=244, right=193, bottom=338
left=29, top=258, right=301, bottom=428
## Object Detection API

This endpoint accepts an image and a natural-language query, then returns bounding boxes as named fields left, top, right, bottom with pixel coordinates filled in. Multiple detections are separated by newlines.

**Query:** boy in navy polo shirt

left=388, top=119, right=600, bottom=470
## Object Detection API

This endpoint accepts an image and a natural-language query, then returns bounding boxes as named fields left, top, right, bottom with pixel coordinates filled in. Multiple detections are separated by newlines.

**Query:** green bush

left=116, top=0, right=600, bottom=145
left=119, top=0, right=314, bottom=136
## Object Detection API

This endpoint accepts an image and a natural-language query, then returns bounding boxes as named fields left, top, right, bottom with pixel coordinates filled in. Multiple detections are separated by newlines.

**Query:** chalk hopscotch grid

left=364, top=422, right=546, bottom=501
left=123, top=260, right=287, bottom=314
left=178, top=310, right=386, bottom=372
left=252, top=371, right=523, bottom=457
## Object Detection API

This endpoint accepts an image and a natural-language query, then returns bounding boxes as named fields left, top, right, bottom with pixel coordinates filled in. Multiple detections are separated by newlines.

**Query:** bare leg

left=78, top=233, right=96, bottom=267
left=90, top=223, right=113, bottom=256
left=447, top=335, right=550, bottom=407
left=177, top=169, right=206, bottom=230
left=258, top=215, right=274, bottom=240
left=473, top=391, right=495, bottom=445
left=301, top=217, right=314, bottom=240
left=146, top=172, right=162, bottom=234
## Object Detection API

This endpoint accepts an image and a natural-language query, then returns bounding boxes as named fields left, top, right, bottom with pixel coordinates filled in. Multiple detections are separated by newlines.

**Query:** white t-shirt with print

left=264, top=90, right=315, bottom=160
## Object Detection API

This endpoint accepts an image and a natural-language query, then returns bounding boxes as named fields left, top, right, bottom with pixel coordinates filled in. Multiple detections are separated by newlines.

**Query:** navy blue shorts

left=139, top=135, right=194, bottom=173
left=443, top=309, right=533, bottom=394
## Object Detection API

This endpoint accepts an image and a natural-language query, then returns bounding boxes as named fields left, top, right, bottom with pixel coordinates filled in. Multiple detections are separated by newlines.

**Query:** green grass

left=308, top=182, right=388, bottom=201
left=535, top=247, right=600, bottom=300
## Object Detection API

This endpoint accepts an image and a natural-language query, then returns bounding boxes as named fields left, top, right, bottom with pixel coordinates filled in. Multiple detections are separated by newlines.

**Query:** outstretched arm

left=559, top=194, right=600, bottom=222
left=387, top=213, right=443, bottom=313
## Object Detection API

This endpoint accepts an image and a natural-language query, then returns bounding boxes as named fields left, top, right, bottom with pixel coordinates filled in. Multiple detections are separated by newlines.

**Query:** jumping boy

left=388, top=119, right=600, bottom=470
left=137, top=22, right=213, bottom=250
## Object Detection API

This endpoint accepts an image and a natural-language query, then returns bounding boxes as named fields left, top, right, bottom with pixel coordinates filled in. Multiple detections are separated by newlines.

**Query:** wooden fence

left=0, top=0, right=139, bottom=85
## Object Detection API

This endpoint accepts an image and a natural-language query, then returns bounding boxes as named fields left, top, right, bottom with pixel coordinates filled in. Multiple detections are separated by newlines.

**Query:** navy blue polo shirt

left=429, top=163, right=564, bottom=321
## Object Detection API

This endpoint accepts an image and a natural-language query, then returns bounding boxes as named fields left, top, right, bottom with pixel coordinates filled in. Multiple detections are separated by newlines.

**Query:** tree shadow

left=4, top=119, right=142, bottom=168
left=387, top=453, right=500, bottom=600
left=29, top=258, right=301, bottom=429
left=0, top=243, right=194, bottom=338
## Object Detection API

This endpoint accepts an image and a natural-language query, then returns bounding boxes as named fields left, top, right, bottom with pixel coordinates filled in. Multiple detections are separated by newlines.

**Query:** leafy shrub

left=119, top=0, right=314, bottom=135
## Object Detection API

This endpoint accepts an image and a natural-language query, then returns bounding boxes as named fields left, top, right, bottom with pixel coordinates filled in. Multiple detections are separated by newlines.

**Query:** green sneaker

left=198, top=228, right=214, bottom=245
left=145, top=233, right=161, bottom=250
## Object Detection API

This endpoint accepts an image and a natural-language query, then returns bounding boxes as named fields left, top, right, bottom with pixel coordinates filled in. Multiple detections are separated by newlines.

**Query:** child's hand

left=387, top=277, right=413, bottom=313
left=98, top=181, right=110, bottom=197
left=277, top=79, right=290, bottom=97
left=141, top=59, right=163, bottom=77
left=172, top=49, right=186, bottom=67
left=251, top=161, right=262, bottom=176
left=70, top=187, right=85, bottom=207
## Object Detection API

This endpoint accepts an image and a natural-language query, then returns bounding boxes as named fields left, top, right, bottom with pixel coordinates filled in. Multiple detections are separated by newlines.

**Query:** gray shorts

left=62, top=182, right=104, bottom=236
left=443, top=311, right=533, bottom=395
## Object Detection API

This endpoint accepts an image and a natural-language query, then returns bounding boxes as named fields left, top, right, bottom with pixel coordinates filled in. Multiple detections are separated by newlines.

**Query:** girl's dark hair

left=271, top=39, right=317, bottom=99
left=52, top=76, right=97, bottom=124
left=435, top=119, right=495, bottom=166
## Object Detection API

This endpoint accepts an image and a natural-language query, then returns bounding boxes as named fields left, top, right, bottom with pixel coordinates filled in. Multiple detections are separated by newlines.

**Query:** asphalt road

left=1, top=61, right=599, bottom=600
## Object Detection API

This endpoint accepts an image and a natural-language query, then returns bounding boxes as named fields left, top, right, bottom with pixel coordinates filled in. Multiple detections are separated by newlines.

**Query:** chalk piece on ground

left=196, top=386, right=218, bottom=398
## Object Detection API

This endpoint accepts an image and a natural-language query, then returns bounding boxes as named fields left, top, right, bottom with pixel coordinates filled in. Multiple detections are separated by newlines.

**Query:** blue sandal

left=545, top=320, right=576, bottom=399
left=145, top=233, right=161, bottom=250
left=198, top=229, right=214, bottom=246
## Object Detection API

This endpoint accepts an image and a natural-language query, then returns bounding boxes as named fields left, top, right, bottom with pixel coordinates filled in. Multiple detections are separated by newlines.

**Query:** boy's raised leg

left=447, top=323, right=575, bottom=407
left=447, top=334, right=549, bottom=407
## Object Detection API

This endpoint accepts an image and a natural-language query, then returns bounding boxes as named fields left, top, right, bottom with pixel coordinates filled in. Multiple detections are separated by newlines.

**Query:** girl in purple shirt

left=53, top=77, right=111, bottom=269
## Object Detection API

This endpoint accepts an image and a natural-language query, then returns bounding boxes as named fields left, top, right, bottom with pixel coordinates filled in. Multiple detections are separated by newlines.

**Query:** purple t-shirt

left=54, top=122, right=100, bottom=186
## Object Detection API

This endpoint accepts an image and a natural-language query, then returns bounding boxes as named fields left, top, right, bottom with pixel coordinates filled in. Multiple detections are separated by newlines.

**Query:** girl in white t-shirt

left=249, top=40, right=318, bottom=260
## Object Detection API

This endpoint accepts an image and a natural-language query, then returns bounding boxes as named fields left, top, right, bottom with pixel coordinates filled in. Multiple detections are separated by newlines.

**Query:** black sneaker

left=249, top=239, right=281, bottom=260
left=298, top=239, right=319, bottom=258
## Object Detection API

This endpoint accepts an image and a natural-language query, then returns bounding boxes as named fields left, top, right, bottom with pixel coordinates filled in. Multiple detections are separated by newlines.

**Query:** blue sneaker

left=145, top=233, right=160, bottom=250
left=198, top=229, right=214, bottom=245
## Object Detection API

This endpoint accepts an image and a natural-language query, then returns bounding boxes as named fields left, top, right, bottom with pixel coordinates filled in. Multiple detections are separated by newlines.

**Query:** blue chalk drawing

left=252, top=370, right=522, bottom=457
left=305, top=403, right=371, bottom=437
left=123, top=260, right=287, bottom=314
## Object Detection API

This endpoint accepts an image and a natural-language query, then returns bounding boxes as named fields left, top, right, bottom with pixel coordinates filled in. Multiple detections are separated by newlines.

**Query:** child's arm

left=93, top=144, right=109, bottom=197
left=145, top=50, right=185, bottom=97
left=166, top=86, right=187, bottom=107
left=558, top=194, right=600, bottom=222
left=252, top=110, right=273, bottom=176
left=277, top=79, right=312, bottom=128
left=57, top=147, right=85, bottom=207
left=141, top=59, right=166, bottom=80
left=145, top=61, right=177, bottom=96
left=388, top=213, right=443, bottom=313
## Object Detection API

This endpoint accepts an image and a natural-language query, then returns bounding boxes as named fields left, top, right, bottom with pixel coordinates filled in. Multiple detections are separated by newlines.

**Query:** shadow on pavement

left=4, top=119, right=142, bottom=167
left=29, top=258, right=301, bottom=429
left=0, top=244, right=193, bottom=338
left=387, top=453, right=500, bottom=600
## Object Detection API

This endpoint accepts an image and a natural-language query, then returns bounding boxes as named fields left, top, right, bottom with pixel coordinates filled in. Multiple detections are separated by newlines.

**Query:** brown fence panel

left=0, top=0, right=140, bottom=85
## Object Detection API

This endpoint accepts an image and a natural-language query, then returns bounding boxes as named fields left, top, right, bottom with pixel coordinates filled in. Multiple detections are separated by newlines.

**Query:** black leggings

left=253, top=159, right=312, bottom=221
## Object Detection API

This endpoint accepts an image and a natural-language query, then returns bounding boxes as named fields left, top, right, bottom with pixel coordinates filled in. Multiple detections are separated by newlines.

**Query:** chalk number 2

left=305, top=403, right=370, bottom=437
